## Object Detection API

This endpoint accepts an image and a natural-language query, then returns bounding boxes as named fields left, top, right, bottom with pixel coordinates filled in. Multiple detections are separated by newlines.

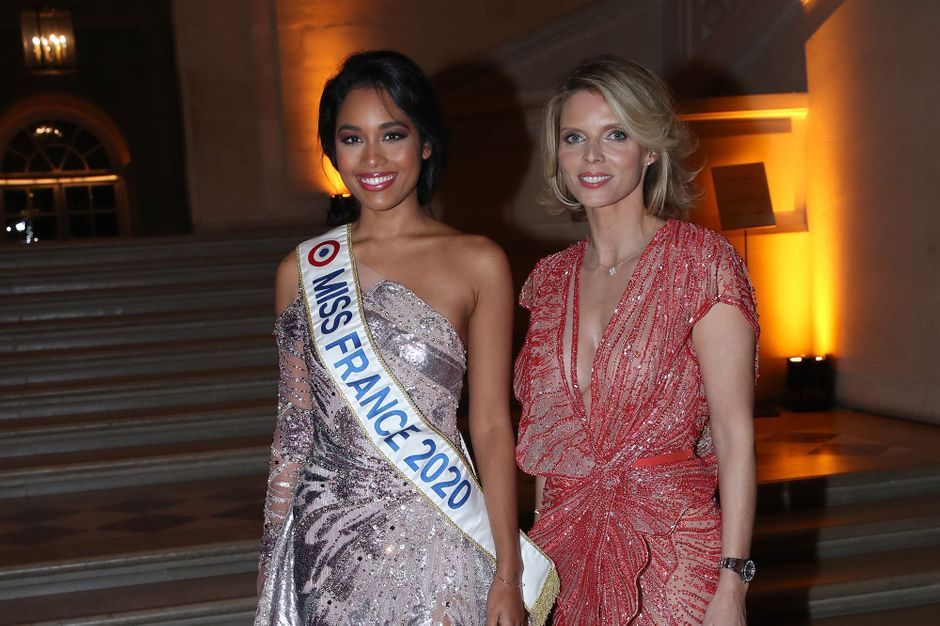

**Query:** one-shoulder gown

left=256, top=275, right=497, bottom=625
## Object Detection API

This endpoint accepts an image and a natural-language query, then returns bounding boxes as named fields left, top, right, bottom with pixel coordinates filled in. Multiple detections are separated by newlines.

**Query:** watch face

left=743, top=560, right=756, bottom=582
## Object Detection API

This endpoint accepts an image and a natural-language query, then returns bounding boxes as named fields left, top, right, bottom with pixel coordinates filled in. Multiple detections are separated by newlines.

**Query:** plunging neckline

left=564, top=220, right=673, bottom=423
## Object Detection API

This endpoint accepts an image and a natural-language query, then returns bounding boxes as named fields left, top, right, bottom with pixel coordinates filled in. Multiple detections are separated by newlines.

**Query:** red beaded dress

left=514, top=220, right=758, bottom=625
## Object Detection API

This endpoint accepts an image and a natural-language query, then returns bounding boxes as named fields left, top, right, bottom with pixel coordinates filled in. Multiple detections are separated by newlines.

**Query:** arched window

left=1, top=118, right=126, bottom=243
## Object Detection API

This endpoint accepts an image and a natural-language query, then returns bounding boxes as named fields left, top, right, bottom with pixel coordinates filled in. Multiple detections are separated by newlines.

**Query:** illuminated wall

left=805, top=0, right=939, bottom=423
left=172, top=0, right=291, bottom=230
left=274, top=0, right=595, bottom=201
left=681, top=96, right=812, bottom=400
left=173, top=0, right=594, bottom=230
left=171, top=0, right=940, bottom=418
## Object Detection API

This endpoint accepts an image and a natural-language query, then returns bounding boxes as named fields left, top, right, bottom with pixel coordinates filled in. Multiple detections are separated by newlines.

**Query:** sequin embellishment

left=514, top=220, right=759, bottom=625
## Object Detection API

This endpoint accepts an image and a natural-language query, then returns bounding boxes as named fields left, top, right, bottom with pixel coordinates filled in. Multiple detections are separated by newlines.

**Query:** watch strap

left=718, top=557, right=756, bottom=582
left=719, top=557, right=746, bottom=572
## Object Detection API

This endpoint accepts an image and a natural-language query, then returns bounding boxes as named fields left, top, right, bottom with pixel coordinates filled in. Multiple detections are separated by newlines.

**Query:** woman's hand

left=702, top=570, right=748, bottom=625
left=486, top=574, right=525, bottom=626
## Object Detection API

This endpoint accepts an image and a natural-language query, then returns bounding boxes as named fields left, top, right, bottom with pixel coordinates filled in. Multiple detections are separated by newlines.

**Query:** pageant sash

left=298, top=226, right=558, bottom=625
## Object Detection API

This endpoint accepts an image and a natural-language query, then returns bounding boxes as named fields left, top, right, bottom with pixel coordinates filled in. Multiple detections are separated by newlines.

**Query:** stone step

left=747, top=544, right=940, bottom=621
left=12, top=597, right=939, bottom=626
left=0, top=401, right=273, bottom=458
left=1, top=308, right=270, bottom=353
left=8, top=579, right=934, bottom=625
left=757, top=463, right=940, bottom=510
left=0, top=575, right=256, bottom=625
left=0, top=259, right=277, bottom=296
left=0, top=367, right=274, bottom=421
left=0, top=232, right=298, bottom=623
left=0, top=281, right=271, bottom=323
left=0, top=475, right=264, bottom=565
left=753, top=493, right=940, bottom=563
left=0, top=476, right=264, bottom=617
left=0, top=437, right=269, bottom=499
left=1, top=490, right=935, bottom=620
left=0, top=337, right=274, bottom=387
left=809, top=602, right=940, bottom=625
left=0, top=232, right=301, bottom=272
left=0, top=541, right=258, bottom=601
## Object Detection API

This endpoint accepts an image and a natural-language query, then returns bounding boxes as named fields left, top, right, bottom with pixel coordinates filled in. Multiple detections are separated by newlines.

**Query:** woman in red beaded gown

left=514, top=57, right=759, bottom=625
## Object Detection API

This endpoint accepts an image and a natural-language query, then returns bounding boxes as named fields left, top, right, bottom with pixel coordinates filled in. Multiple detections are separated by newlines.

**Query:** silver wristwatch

left=718, top=557, right=756, bottom=583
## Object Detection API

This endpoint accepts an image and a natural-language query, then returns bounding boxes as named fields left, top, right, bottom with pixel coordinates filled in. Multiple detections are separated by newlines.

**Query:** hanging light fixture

left=20, top=8, right=77, bottom=72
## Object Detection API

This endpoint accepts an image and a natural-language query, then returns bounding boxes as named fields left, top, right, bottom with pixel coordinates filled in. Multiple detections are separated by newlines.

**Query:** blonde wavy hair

left=542, top=56, right=697, bottom=218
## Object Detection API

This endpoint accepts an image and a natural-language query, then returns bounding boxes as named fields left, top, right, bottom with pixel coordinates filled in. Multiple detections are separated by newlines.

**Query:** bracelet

left=494, top=573, right=523, bottom=588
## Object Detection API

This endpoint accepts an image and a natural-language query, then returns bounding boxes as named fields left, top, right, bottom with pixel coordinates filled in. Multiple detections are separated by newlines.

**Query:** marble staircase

left=0, top=233, right=296, bottom=624
left=747, top=462, right=940, bottom=622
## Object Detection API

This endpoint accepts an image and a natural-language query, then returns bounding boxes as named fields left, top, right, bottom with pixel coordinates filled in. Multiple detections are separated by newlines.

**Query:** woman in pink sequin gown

left=257, top=51, right=527, bottom=625
left=514, top=57, right=759, bottom=625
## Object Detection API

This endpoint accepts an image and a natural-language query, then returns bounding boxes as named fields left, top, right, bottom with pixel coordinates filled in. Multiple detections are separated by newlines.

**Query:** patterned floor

left=1, top=408, right=938, bottom=570
left=752, top=408, right=940, bottom=483
left=0, top=477, right=264, bottom=567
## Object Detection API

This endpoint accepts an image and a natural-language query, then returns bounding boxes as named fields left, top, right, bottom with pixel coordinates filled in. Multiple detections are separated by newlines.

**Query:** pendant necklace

left=589, top=240, right=646, bottom=276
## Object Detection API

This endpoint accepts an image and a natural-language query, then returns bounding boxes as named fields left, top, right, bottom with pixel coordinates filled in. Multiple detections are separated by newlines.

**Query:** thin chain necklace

left=587, top=237, right=648, bottom=276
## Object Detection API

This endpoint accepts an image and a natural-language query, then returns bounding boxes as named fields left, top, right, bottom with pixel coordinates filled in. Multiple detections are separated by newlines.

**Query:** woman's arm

left=464, top=238, right=525, bottom=625
left=693, top=302, right=757, bottom=626
left=258, top=253, right=314, bottom=594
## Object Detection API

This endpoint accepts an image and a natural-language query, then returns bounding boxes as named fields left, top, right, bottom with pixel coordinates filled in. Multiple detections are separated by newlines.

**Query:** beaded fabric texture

left=514, top=220, right=759, bottom=625
left=257, top=279, right=501, bottom=625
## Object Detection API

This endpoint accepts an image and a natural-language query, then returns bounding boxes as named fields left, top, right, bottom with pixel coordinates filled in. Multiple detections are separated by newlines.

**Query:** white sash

left=298, top=225, right=558, bottom=625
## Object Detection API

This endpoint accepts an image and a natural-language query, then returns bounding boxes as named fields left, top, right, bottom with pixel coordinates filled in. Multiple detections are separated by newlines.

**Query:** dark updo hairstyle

left=318, top=50, right=448, bottom=214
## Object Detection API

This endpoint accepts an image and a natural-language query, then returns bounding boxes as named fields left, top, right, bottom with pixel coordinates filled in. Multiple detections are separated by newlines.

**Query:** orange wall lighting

left=684, top=95, right=815, bottom=372
left=320, top=155, right=349, bottom=196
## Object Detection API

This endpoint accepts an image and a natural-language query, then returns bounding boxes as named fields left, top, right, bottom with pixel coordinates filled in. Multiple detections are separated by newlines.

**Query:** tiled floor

left=753, top=408, right=940, bottom=483
left=1, top=409, right=938, bottom=571
left=0, top=477, right=265, bottom=567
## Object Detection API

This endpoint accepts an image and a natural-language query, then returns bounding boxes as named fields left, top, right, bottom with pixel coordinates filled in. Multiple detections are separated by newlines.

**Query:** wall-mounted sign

left=711, top=162, right=776, bottom=231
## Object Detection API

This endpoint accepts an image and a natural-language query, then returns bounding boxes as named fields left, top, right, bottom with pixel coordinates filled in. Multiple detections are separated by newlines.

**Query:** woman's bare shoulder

left=275, top=250, right=300, bottom=315
left=438, top=231, right=510, bottom=279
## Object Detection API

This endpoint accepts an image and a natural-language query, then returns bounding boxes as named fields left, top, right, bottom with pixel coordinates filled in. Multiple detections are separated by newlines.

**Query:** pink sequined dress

left=514, top=220, right=758, bottom=625
left=256, top=275, right=499, bottom=625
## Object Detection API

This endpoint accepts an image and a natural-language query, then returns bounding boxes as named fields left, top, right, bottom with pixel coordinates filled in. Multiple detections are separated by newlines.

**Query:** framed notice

left=711, top=162, right=776, bottom=231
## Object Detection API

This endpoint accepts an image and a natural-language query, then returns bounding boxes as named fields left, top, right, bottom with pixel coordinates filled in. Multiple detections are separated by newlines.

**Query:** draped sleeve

left=513, top=246, right=596, bottom=478
left=688, top=234, right=760, bottom=375
left=513, top=257, right=546, bottom=404
left=518, top=257, right=544, bottom=311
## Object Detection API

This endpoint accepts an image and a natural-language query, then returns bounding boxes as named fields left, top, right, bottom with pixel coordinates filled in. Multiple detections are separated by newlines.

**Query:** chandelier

left=20, top=9, right=76, bottom=72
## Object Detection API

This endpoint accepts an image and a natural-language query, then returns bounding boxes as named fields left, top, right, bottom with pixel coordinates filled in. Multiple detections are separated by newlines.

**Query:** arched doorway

left=0, top=95, right=131, bottom=244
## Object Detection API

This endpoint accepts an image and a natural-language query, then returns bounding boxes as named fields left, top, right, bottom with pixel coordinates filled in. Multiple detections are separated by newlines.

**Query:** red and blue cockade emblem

left=308, top=239, right=340, bottom=267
